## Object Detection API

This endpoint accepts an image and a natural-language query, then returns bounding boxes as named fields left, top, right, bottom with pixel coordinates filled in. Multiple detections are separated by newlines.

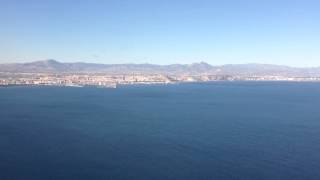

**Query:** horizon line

left=1, top=59, right=320, bottom=69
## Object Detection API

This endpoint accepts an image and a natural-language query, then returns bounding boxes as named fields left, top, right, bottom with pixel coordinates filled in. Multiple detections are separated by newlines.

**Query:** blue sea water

left=1, top=82, right=320, bottom=180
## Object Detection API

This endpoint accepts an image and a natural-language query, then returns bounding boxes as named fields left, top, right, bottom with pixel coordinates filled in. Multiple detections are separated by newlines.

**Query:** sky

left=0, top=0, right=319, bottom=67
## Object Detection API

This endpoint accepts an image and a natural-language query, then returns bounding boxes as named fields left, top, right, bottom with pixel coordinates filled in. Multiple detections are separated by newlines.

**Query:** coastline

left=1, top=80, right=319, bottom=89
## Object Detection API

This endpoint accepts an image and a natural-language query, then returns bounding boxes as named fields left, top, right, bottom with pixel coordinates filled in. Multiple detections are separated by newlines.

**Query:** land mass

left=1, top=60, right=320, bottom=88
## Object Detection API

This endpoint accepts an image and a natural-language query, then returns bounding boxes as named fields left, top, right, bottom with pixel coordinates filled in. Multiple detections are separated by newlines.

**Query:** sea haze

left=1, top=82, right=320, bottom=180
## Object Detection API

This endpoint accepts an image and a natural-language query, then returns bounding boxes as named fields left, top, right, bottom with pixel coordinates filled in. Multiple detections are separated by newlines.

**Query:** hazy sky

left=1, top=0, right=319, bottom=66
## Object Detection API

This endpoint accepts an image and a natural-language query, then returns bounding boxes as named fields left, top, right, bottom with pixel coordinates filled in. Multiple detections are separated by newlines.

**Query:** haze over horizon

left=2, top=59, right=320, bottom=69
left=1, top=0, right=320, bottom=67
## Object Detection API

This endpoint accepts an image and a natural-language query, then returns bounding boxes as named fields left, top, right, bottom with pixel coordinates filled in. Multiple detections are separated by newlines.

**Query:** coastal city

left=1, top=72, right=320, bottom=88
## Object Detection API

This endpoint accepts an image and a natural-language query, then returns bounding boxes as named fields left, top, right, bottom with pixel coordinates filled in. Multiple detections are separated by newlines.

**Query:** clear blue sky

left=1, top=0, right=319, bottom=66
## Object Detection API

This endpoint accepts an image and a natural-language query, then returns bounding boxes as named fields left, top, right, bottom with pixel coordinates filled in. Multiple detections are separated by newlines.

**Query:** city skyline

left=1, top=0, right=320, bottom=67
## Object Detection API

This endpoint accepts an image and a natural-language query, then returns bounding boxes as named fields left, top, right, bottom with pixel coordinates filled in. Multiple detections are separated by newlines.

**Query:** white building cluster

left=1, top=73, right=320, bottom=88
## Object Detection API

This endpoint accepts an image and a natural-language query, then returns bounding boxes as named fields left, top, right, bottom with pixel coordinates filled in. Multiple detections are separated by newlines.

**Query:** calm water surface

left=1, top=82, right=320, bottom=180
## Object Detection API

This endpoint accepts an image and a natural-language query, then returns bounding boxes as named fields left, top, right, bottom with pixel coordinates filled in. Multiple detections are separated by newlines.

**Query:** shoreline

left=1, top=80, right=319, bottom=89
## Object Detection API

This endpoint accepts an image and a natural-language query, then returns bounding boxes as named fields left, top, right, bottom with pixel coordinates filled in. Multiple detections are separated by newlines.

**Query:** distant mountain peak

left=26, top=59, right=61, bottom=65
left=41, top=59, right=60, bottom=64
left=46, top=59, right=59, bottom=62
left=189, top=62, right=213, bottom=72
left=191, top=61, right=211, bottom=65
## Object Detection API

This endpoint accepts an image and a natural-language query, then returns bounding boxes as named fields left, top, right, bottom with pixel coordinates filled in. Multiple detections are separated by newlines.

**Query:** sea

left=1, top=82, right=320, bottom=180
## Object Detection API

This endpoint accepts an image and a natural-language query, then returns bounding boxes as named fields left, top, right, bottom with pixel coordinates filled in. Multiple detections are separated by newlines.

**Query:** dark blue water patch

left=1, top=82, right=320, bottom=180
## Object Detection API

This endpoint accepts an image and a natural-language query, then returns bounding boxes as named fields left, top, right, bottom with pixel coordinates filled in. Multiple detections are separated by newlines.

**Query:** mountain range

left=0, top=59, right=320, bottom=77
